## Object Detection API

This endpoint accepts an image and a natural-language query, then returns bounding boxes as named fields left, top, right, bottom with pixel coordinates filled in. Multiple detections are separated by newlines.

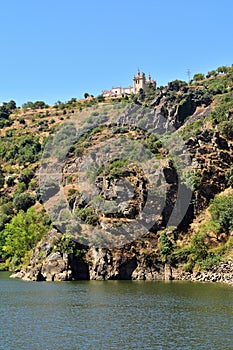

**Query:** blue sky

left=1, top=0, right=233, bottom=106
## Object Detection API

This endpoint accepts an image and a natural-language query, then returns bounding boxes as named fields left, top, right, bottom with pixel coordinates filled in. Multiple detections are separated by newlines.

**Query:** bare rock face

left=186, top=130, right=233, bottom=213
left=17, top=230, right=72, bottom=282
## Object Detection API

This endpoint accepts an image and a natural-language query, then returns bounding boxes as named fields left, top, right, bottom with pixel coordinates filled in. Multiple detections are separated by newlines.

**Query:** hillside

left=1, top=65, right=233, bottom=284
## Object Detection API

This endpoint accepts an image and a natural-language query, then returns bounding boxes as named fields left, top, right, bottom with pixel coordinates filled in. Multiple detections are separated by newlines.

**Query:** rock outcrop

left=173, top=260, right=233, bottom=286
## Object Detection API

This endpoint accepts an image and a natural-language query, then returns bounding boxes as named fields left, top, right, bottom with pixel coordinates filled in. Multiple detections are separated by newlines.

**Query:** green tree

left=206, top=70, right=217, bottom=78
left=97, top=95, right=104, bottom=102
left=209, top=194, right=233, bottom=234
left=7, top=100, right=17, bottom=111
left=13, top=192, right=36, bottom=212
left=22, top=101, right=34, bottom=111
left=0, top=104, right=10, bottom=119
left=217, top=66, right=228, bottom=74
left=159, top=231, right=173, bottom=262
left=168, top=80, right=187, bottom=91
left=1, top=208, right=48, bottom=269
left=193, top=73, right=205, bottom=81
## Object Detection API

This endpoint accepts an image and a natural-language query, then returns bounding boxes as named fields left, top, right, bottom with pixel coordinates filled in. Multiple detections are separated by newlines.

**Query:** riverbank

left=10, top=258, right=233, bottom=287
left=173, top=260, right=233, bottom=286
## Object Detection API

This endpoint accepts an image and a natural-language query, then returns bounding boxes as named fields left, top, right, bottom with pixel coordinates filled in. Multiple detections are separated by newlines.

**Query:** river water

left=0, top=272, right=233, bottom=350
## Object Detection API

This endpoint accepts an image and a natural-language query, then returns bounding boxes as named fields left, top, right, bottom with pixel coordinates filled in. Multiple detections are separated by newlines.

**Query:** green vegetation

left=97, top=159, right=129, bottom=179
left=0, top=100, right=16, bottom=128
left=22, top=101, right=48, bottom=111
left=75, top=206, right=99, bottom=226
left=181, top=169, right=202, bottom=190
left=0, top=134, right=42, bottom=165
left=180, top=119, right=203, bottom=139
left=159, top=231, right=174, bottom=262
left=0, top=208, right=49, bottom=270
left=13, top=192, right=36, bottom=212
left=52, top=234, right=86, bottom=258
left=209, top=194, right=233, bottom=234
left=193, top=73, right=205, bottom=81
left=173, top=193, right=233, bottom=271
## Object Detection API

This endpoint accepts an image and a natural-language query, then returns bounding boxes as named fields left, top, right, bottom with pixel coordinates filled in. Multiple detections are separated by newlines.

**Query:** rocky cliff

left=9, top=77, right=233, bottom=284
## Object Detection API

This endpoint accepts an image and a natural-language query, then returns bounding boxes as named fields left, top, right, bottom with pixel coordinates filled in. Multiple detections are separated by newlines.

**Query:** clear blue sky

left=1, top=0, right=233, bottom=106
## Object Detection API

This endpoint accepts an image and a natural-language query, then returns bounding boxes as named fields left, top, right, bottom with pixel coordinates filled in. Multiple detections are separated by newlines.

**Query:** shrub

left=75, top=206, right=99, bottom=226
left=52, top=234, right=75, bottom=255
left=219, top=120, right=233, bottom=140
left=209, top=194, right=233, bottom=234
left=225, top=166, right=233, bottom=186
left=6, top=176, right=16, bottom=187
left=13, top=192, right=36, bottom=212
left=182, top=169, right=202, bottom=190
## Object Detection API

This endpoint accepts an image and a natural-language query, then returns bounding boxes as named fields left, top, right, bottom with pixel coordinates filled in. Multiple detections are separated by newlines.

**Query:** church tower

left=133, top=69, right=146, bottom=93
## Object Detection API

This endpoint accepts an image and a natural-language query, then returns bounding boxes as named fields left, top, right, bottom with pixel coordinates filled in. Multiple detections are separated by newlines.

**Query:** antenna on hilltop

left=187, top=69, right=191, bottom=83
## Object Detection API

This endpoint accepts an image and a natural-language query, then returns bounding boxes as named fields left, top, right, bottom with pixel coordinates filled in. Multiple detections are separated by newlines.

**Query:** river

left=0, top=272, right=233, bottom=349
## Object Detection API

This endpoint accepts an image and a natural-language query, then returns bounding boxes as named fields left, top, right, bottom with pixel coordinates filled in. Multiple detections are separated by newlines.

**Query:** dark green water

left=0, top=272, right=233, bottom=350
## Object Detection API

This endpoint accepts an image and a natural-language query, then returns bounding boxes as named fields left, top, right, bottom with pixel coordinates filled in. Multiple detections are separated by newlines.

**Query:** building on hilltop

left=102, top=70, right=156, bottom=98
left=102, top=86, right=134, bottom=98
left=133, top=70, right=156, bottom=93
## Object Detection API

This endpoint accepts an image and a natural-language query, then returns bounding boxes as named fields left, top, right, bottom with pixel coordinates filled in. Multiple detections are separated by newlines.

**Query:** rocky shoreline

left=10, top=246, right=233, bottom=287
left=173, top=260, right=233, bottom=286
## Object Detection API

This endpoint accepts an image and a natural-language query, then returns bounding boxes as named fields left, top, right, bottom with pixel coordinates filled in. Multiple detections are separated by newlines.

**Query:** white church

left=102, top=70, right=156, bottom=98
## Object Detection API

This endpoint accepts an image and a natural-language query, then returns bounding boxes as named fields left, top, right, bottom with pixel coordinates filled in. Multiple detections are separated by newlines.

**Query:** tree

left=97, top=95, right=104, bottom=102
left=13, top=192, right=36, bottom=212
left=34, top=101, right=48, bottom=109
left=22, top=101, right=48, bottom=110
left=22, top=101, right=34, bottom=111
left=84, top=92, right=90, bottom=99
left=206, top=70, right=217, bottom=78
left=193, top=73, right=205, bottom=81
left=168, top=80, right=187, bottom=91
left=217, top=66, right=228, bottom=74
left=1, top=208, right=48, bottom=268
left=7, top=100, right=17, bottom=111
left=0, top=104, right=10, bottom=119
left=159, top=231, right=173, bottom=262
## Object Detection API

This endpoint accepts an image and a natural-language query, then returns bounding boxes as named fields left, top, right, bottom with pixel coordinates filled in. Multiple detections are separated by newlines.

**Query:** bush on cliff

left=209, top=194, right=233, bottom=234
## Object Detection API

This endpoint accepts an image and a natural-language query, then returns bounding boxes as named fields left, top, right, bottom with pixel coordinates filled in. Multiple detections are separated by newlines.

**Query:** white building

left=102, top=70, right=156, bottom=98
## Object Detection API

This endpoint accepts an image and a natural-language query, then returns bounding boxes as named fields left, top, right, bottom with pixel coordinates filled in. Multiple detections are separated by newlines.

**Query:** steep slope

left=1, top=66, right=233, bottom=283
